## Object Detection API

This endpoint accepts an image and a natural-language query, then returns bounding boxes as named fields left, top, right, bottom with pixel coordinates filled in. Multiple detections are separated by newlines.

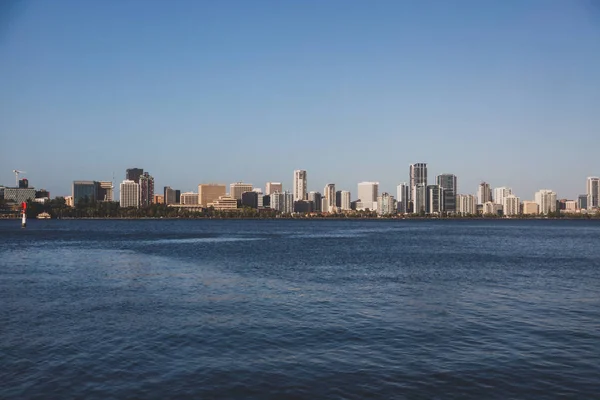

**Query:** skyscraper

left=535, top=189, right=557, bottom=214
left=503, top=195, right=520, bottom=216
left=477, top=182, right=492, bottom=205
left=126, top=168, right=144, bottom=183
left=324, top=184, right=335, bottom=212
left=340, top=191, right=351, bottom=211
left=409, top=163, right=427, bottom=202
left=396, top=183, right=409, bottom=214
left=265, top=182, right=282, bottom=195
left=120, top=180, right=140, bottom=208
left=272, top=191, right=294, bottom=214
left=229, top=182, right=253, bottom=200
left=493, top=187, right=512, bottom=206
left=308, top=191, right=322, bottom=212
left=164, top=186, right=177, bottom=205
left=436, top=174, right=457, bottom=213
left=456, top=194, right=477, bottom=215
left=377, top=193, right=396, bottom=215
left=586, top=177, right=599, bottom=209
left=293, top=170, right=307, bottom=201
left=139, top=172, right=154, bottom=207
left=413, top=183, right=427, bottom=214
left=357, top=182, right=379, bottom=211
left=427, top=185, right=442, bottom=214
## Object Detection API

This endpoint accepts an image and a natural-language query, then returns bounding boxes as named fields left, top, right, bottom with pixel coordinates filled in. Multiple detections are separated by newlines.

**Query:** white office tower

left=120, top=180, right=140, bottom=208
left=293, top=170, right=307, bottom=201
left=587, top=177, right=600, bottom=210
left=534, top=189, right=557, bottom=214
left=321, top=197, right=328, bottom=213
left=377, top=193, right=396, bottom=215
left=340, top=191, right=351, bottom=211
left=477, top=182, right=492, bottom=205
left=427, top=185, right=442, bottom=214
left=324, top=184, right=336, bottom=213
left=457, top=194, right=477, bottom=215
left=396, top=183, right=409, bottom=213
left=493, top=187, right=512, bottom=206
left=265, top=182, right=282, bottom=196
left=413, top=183, right=427, bottom=214
left=503, top=195, right=520, bottom=216
left=229, top=182, right=253, bottom=200
left=357, top=182, right=379, bottom=211
left=180, top=192, right=199, bottom=205
left=272, top=191, right=293, bottom=214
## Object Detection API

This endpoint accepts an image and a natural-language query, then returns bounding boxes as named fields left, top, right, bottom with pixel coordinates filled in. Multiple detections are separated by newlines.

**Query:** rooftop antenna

left=12, top=170, right=26, bottom=187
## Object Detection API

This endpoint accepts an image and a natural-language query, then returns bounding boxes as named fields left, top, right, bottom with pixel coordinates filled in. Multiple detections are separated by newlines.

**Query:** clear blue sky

left=1, top=0, right=599, bottom=199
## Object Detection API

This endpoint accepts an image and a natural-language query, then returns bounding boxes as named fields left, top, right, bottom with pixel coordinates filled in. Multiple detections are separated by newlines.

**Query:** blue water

left=1, top=219, right=600, bottom=399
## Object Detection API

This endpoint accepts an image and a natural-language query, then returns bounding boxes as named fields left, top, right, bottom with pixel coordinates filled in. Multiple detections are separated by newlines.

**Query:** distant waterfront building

left=209, top=196, right=238, bottom=210
left=587, top=177, right=600, bottom=209
left=229, top=182, right=253, bottom=200
left=335, top=191, right=342, bottom=208
left=198, top=184, right=226, bottom=206
left=153, top=194, right=164, bottom=204
left=321, top=197, right=328, bottom=213
left=324, top=184, right=335, bottom=213
left=164, top=186, right=177, bottom=205
left=72, top=181, right=97, bottom=204
left=293, top=170, right=307, bottom=201
left=175, top=190, right=181, bottom=204
left=139, top=172, right=154, bottom=207
left=4, top=187, right=36, bottom=204
left=522, top=201, right=539, bottom=215
left=493, top=187, right=512, bottom=206
left=126, top=168, right=144, bottom=183
left=477, top=182, right=492, bottom=205
left=483, top=201, right=503, bottom=216
left=377, top=193, right=396, bottom=215
left=180, top=192, right=199, bottom=205
left=340, top=191, right=351, bottom=211
left=426, top=185, right=442, bottom=214
left=357, top=182, right=379, bottom=211
left=436, top=174, right=457, bottom=213
left=503, top=195, right=520, bottom=216
left=272, top=191, right=293, bottom=214
left=241, top=191, right=259, bottom=209
left=308, top=191, right=322, bottom=212
left=413, top=183, right=427, bottom=214
left=535, top=189, right=557, bottom=214
left=64, top=196, right=74, bottom=207
left=396, top=183, right=409, bottom=214
left=456, top=194, right=477, bottom=215
left=578, top=194, right=588, bottom=210
left=97, top=181, right=113, bottom=202
left=293, top=200, right=313, bottom=214
left=564, top=200, right=577, bottom=212
left=120, top=180, right=140, bottom=208
left=18, top=179, right=29, bottom=188
left=265, top=182, right=282, bottom=196
left=409, top=163, right=427, bottom=203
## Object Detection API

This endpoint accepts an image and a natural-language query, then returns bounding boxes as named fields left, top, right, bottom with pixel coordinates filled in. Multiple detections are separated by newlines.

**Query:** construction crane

left=12, top=170, right=26, bottom=187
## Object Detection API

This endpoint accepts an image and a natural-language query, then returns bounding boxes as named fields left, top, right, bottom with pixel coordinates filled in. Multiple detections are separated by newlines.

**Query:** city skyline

left=1, top=1, right=598, bottom=200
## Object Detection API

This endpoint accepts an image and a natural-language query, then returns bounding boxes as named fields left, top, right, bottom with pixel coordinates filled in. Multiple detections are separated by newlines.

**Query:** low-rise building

left=209, top=196, right=238, bottom=210
left=522, top=201, right=539, bottom=215
left=180, top=192, right=199, bottom=205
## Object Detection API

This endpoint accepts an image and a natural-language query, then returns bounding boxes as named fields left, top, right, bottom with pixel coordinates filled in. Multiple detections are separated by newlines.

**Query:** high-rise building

left=126, top=168, right=144, bottom=183
left=396, top=183, right=410, bottom=214
left=120, top=180, right=140, bottom=208
left=483, top=201, right=503, bottom=216
left=427, top=185, right=442, bottom=214
left=272, top=191, right=293, bottom=214
left=523, top=201, right=539, bottom=215
left=308, top=191, right=322, bottom=212
left=198, top=184, right=227, bottom=206
left=164, top=186, right=177, bottom=205
left=456, top=194, right=477, bottom=215
left=357, top=182, right=379, bottom=211
left=335, top=191, right=342, bottom=208
left=535, top=189, right=557, bottom=214
left=72, top=181, right=97, bottom=204
left=175, top=190, right=181, bottom=204
left=503, top=195, right=520, bottom=216
left=377, top=193, right=396, bottom=215
left=340, top=191, right=351, bottom=211
left=180, top=192, right=199, bottom=205
left=139, top=172, right=154, bottom=207
left=265, top=182, right=282, bottom=195
left=230, top=182, right=253, bottom=200
left=321, top=197, right=328, bottom=213
left=241, top=191, right=259, bottom=209
left=97, top=181, right=113, bottom=202
left=18, top=179, right=29, bottom=188
left=477, top=182, right=492, bottom=205
left=437, top=174, right=457, bottom=213
left=324, top=184, right=335, bottom=213
left=564, top=200, right=577, bottom=211
left=586, top=177, right=599, bottom=209
left=409, top=163, right=427, bottom=202
left=493, top=187, right=512, bottom=206
left=578, top=194, right=588, bottom=210
left=413, top=183, right=427, bottom=214
left=293, top=170, right=307, bottom=201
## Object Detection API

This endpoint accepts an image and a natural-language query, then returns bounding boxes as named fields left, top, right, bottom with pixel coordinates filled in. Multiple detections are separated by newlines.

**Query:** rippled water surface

left=1, top=219, right=600, bottom=399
